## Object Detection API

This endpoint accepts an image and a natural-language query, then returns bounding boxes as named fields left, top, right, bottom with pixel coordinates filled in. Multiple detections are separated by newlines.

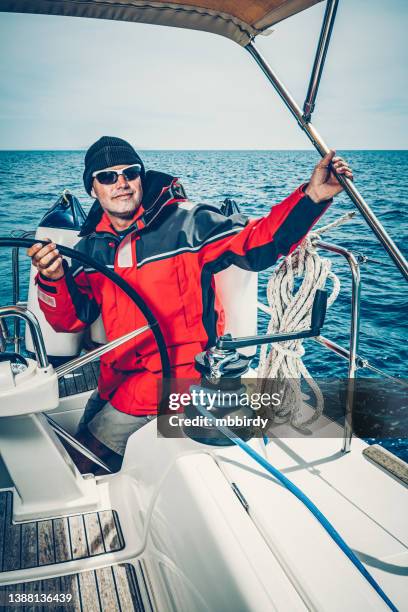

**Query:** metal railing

left=257, top=241, right=404, bottom=452
left=0, top=305, right=49, bottom=368
left=316, top=241, right=360, bottom=452
left=11, top=230, right=35, bottom=352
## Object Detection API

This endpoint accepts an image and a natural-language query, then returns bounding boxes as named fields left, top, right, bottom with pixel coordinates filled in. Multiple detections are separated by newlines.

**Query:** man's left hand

left=305, top=149, right=353, bottom=204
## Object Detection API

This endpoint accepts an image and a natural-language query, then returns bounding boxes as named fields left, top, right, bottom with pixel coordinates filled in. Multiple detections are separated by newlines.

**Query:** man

left=27, top=136, right=353, bottom=471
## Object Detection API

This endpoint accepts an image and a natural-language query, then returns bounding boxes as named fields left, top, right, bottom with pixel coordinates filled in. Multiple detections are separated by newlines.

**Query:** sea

left=0, top=150, right=407, bottom=460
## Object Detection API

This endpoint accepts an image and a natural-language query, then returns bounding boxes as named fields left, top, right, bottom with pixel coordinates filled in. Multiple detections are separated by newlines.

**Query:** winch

left=183, top=289, right=328, bottom=445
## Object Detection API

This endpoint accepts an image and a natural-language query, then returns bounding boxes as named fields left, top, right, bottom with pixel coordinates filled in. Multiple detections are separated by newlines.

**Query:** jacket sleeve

left=197, top=185, right=330, bottom=272
left=35, top=253, right=100, bottom=333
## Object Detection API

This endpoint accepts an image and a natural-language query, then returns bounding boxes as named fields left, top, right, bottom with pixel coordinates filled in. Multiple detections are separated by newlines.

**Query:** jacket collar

left=93, top=205, right=144, bottom=236
left=79, top=170, right=187, bottom=237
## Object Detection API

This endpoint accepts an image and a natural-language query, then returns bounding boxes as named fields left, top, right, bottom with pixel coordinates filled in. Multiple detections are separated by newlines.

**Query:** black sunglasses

left=92, top=164, right=142, bottom=185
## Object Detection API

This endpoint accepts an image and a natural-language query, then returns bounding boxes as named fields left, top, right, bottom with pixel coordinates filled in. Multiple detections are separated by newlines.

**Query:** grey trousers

left=78, top=390, right=155, bottom=456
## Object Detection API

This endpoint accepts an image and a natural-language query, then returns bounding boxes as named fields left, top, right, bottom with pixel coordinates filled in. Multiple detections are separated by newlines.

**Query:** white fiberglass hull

left=112, top=421, right=408, bottom=611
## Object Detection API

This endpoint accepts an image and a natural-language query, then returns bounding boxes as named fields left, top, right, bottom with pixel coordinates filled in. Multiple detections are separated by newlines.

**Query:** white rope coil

left=257, top=212, right=354, bottom=430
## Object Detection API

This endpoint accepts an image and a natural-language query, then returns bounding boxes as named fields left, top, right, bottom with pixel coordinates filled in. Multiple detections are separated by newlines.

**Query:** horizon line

left=1, top=148, right=407, bottom=152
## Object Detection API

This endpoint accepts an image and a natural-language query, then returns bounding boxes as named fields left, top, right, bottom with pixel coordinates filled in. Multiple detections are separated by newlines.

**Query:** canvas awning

left=1, top=0, right=323, bottom=46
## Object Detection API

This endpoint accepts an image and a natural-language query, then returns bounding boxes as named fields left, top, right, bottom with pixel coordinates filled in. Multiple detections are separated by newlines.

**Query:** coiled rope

left=258, top=211, right=355, bottom=428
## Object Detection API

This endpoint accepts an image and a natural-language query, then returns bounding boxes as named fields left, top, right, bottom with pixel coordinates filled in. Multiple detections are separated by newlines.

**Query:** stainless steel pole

left=12, top=246, right=21, bottom=353
left=245, top=42, right=408, bottom=282
left=315, top=240, right=361, bottom=452
left=0, top=319, right=8, bottom=352
left=314, top=334, right=407, bottom=384
left=11, top=231, right=34, bottom=353
left=0, top=305, right=49, bottom=368
left=55, top=325, right=151, bottom=379
left=45, top=415, right=112, bottom=474
left=303, top=0, right=339, bottom=122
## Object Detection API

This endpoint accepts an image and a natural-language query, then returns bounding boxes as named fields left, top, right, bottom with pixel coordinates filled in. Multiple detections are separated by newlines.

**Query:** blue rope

left=263, top=434, right=270, bottom=446
left=204, top=414, right=398, bottom=611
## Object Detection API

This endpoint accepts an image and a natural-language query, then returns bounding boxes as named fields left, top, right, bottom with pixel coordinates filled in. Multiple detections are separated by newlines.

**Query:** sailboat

left=0, top=1, right=407, bottom=610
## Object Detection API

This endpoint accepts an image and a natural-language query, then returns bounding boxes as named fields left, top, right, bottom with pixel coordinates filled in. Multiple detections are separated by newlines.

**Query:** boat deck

left=0, top=491, right=123, bottom=573
left=58, top=362, right=100, bottom=399
left=0, top=564, right=144, bottom=611
left=0, top=490, right=149, bottom=611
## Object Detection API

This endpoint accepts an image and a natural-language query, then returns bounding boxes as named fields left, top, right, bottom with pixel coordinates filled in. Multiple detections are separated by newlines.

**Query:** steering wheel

left=0, top=237, right=171, bottom=404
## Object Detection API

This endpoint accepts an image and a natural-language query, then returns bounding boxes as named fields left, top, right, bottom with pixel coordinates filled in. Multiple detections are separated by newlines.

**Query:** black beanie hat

left=83, top=136, right=145, bottom=195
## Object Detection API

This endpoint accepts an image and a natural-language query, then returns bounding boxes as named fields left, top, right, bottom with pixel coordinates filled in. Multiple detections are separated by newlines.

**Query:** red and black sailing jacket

left=37, top=170, right=330, bottom=415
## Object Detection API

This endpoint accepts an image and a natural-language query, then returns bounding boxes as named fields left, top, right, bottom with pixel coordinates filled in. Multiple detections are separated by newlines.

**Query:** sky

left=0, top=0, right=407, bottom=150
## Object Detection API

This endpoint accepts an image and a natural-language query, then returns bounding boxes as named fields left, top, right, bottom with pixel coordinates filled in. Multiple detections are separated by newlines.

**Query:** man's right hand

left=27, top=240, right=65, bottom=280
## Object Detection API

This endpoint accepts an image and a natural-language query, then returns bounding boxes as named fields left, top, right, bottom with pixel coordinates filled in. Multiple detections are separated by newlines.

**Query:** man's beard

left=108, top=208, right=137, bottom=219
left=107, top=191, right=139, bottom=219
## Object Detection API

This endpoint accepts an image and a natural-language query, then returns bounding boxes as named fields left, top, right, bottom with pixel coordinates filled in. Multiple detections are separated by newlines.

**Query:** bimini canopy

left=1, top=0, right=323, bottom=46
